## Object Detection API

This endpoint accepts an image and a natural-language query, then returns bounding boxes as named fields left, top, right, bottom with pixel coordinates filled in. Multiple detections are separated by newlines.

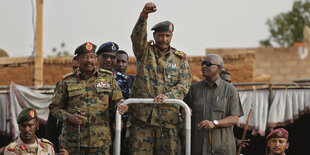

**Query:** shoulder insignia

left=7, top=142, right=17, bottom=151
left=61, top=71, right=75, bottom=80
left=39, top=141, right=44, bottom=148
left=173, top=50, right=186, bottom=59
left=99, top=69, right=113, bottom=75
left=41, top=138, right=54, bottom=147
left=20, top=144, right=26, bottom=150
left=148, top=40, right=154, bottom=46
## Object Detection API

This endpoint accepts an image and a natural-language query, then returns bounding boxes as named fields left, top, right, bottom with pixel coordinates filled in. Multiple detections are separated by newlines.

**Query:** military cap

left=17, top=108, right=37, bottom=124
left=74, top=42, right=97, bottom=55
left=266, top=128, right=289, bottom=140
left=151, top=21, right=174, bottom=33
left=96, top=42, right=119, bottom=55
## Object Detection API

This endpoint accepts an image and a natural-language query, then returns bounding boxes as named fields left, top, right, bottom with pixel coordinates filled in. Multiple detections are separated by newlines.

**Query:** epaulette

left=41, top=138, right=54, bottom=147
left=147, top=40, right=154, bottom=46
left=173, top=50, right=186, bottom=59
left=99, top=69, right=113, bottom=75
left=6, top=142, right=18, bottom=151
left=61, top=71, right=75, bottom=80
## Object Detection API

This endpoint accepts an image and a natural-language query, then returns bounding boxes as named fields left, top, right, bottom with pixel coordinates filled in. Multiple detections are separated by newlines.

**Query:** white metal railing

left=115, top=98, right=191, bottom=155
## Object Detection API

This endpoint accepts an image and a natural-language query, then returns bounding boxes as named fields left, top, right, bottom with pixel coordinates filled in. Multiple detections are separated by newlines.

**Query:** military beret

left=96, top=42, right=119, bottom=55
left=151, top=21, right=174, bottom=33
left=74, top=42, right=97, bottom=55
left=17, top=108, right=37, bottom=124
left=266, top=128, right=289, bottom=140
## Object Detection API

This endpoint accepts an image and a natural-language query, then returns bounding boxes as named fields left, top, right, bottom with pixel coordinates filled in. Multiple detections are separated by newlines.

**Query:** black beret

left=96, top=42, right=119, bottom=55
left=74, top=42, right=97, bottom=55
left=17, top=108, right=37, bottom=124
left=151, top=21, right=174, bottom=33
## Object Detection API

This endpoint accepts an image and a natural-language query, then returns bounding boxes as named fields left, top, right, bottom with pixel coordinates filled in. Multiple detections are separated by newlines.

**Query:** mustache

left=84, top=62, right=94, bottom=67
left=158, top=41, right=169, bottom=45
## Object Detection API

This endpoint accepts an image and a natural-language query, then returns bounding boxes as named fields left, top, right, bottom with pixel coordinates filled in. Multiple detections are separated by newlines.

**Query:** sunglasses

left=201, top=61, right=220, bottom=67
left=101, top=54, right=116, bottom=60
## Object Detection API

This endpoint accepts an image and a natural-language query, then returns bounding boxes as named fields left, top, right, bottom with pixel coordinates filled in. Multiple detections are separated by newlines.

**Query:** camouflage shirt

left=49, top=68, right=123, bottom=147
left=130, top=17, right=192, bottom=126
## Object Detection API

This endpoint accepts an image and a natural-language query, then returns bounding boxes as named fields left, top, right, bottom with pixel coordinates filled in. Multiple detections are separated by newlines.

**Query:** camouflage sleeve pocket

left=96, top=87, right=112, bottom=94
left=67, top=84, right=83, bottom=97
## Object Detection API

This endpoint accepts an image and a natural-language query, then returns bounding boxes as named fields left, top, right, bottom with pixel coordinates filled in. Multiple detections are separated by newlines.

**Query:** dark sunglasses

left=101, top=54, right=116, bottom=60
left=201, top=61, right=219, bottom=67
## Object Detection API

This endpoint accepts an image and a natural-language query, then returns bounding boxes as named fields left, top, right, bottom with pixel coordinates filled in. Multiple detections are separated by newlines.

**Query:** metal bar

left=115, top=98, right=191, bottom=155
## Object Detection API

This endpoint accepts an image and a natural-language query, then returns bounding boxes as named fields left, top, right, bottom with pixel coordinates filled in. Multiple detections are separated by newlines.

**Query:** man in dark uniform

left=114, top=50, right=135, bottom=155
left=97, top=41, right=118, bottom=71
left=114, top=50, right=135, bottom=99
left=49, top=42, right=128, bottom=154
left=130, top=2, right=192, bottom=155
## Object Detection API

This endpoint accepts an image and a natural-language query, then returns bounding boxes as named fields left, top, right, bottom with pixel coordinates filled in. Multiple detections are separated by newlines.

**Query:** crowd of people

left=2, top=2, right=290, bottom=155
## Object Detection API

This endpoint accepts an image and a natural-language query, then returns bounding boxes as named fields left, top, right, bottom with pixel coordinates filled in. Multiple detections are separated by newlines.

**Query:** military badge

left=20, top=144, right=26, bottom=150
left=277, top=131, right=284, bottom=136
left=168, top=63, right=179, bottom=70
left=111, top=43, right=116, bottom=50
left=28, top=110, right=35, bottom=118
left=97, top=82, right=111, bottom=89
left=85, top=42, right=93, bottom=51
left=169, top=23, right=173, bottom=33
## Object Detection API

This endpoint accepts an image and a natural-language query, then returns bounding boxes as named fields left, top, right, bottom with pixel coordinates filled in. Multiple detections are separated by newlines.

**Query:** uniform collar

left=204, top=76, right=222, bottom=88
left=155, top=46, right=172, bottom=57
left=76, top=67, right=98, bottom=79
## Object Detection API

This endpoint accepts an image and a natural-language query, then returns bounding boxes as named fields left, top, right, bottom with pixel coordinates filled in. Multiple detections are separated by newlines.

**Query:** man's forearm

left=216, top=116, right=239, bottom=127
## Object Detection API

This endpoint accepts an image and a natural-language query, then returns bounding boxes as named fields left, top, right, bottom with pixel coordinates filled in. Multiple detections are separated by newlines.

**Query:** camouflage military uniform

left=49, top=68, right=123, bottom=155
left=129, top=17, right=192, bottom=155
left=4, top=136, right=55, bottom=155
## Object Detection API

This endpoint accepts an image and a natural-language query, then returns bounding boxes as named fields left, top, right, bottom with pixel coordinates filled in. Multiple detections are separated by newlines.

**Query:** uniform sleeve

left=130, top=17, right=148, bottom=60
left=229, top=87, right=244, bottom=117
left=48, top=80, right=70, bottom=122
left=165, top=57, right=192, bottom=100
left=110, top=76, right=124, bottom=111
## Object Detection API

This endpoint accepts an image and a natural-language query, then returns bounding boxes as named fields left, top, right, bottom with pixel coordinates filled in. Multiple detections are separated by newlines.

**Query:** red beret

left=266, top=128, right=289, bottom=140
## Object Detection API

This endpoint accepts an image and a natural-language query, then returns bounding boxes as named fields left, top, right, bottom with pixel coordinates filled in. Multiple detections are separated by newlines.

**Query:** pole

left=77, top=110, right=81, bottom=155
left=237, top=106, right=253, bottom=155
left=34, top=0, right=44, bottom=87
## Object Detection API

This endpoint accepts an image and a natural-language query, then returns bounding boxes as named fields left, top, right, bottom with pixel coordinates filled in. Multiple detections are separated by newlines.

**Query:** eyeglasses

left=101, top=54, right=116, bottom=60
left=201, top=61, right=220, bottom=67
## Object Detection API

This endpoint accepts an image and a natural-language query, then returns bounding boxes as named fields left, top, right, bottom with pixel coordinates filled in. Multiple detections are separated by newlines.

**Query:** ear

left=286, top=142, right=289, bottom=149
left=153, top=32, right=156, bottom=39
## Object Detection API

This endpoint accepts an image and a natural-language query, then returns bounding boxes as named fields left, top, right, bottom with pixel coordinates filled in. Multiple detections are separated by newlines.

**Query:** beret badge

left=85, top=42, right=93, bottom=52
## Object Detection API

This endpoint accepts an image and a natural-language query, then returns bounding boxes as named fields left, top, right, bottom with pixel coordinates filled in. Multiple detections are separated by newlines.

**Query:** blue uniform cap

left=96, top=42, right=119, bottom=55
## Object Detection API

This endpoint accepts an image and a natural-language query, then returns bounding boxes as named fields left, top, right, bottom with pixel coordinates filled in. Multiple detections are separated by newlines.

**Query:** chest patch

left=167, top=63, right=179, bottom=72
left=97, top=82, right=111, bottom=89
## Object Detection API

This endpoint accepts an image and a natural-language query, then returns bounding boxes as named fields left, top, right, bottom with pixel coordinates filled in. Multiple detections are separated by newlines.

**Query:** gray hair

left=206, top=54, right=224, bottom=68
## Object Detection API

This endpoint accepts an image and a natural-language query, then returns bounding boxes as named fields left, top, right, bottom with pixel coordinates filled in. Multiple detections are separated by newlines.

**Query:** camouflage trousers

left=129, top=119, right=179, bottom=155
left=62, top=142, right=110, bottom=155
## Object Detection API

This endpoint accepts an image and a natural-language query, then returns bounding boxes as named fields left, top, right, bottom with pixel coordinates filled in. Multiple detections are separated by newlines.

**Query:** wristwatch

left=213, top=120, right=219, bottom=127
